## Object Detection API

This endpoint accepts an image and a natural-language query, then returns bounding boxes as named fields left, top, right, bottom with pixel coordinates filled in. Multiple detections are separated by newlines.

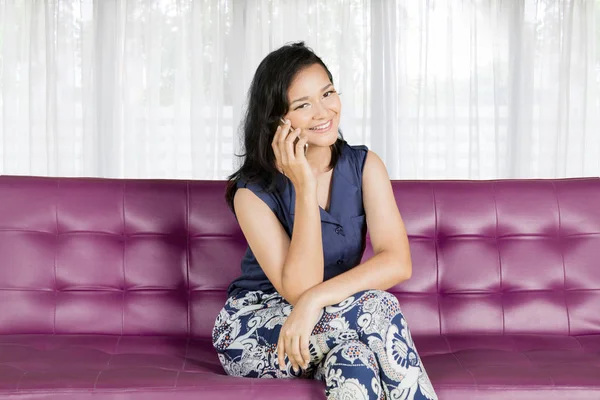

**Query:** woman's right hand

left=272, top=119, right=315, bottom=192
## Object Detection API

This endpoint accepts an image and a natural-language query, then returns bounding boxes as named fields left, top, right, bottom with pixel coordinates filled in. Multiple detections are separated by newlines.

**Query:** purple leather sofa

left=0, top=175, right=599, bottom=399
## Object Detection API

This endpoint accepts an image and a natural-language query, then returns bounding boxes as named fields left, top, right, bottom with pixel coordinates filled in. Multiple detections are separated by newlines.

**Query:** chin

left=308, top=133, right=338, bottom=148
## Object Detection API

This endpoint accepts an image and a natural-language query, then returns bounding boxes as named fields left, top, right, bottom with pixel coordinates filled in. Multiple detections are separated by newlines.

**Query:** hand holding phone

left=280, top=118, right=308, bottom=154
left=272, top=118, right=315, bottom=190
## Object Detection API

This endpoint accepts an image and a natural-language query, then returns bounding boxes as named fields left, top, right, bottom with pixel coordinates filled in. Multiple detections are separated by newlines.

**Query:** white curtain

left=0, top=0, right=599, bottom=180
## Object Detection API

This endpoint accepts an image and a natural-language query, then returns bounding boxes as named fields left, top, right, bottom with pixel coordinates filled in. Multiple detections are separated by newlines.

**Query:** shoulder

left=360, top=149, right=391, bottom=195
left=234, top=176, right=283, bottom=216
left=236, top=176, right=268, bottom=193
left=339, top=143, right=389, bottom=187
left=340, top=142, right=369, bottom=176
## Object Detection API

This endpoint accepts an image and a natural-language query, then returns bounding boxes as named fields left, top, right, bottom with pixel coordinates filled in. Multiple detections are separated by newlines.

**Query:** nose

left=312, top=99, right=329, bottom=120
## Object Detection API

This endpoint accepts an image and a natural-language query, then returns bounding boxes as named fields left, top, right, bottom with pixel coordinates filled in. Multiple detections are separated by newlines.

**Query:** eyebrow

left=290, top=83, right=333, bottom=104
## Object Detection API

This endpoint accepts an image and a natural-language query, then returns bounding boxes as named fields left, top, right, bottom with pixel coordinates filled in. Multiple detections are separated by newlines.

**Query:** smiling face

left=283, top=63, right=341, bottom=148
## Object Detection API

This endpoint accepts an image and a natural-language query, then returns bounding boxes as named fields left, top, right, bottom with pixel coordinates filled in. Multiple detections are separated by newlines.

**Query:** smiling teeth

left=310, top=121, right=331, bottom=131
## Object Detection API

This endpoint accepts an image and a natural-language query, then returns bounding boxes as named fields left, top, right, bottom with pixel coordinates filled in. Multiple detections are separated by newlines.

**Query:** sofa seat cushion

left=0, top=334, right=598, bottom=399
left=0, top=334, right=325, bottom=399
left=420, top=334, right=600, bottom=399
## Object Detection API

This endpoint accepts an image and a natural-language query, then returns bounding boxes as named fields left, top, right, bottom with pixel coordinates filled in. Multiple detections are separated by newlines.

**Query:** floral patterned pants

left=212, top=289, right=438, bottom=400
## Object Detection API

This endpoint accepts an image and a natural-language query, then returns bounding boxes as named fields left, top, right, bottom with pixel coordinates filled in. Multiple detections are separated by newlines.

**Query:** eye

left=294, top=103, right=310, bottom=110
left=323, top=90, right=336, bottom=98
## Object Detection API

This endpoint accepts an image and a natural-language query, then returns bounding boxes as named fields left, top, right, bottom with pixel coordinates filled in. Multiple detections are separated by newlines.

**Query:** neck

left=305, top=145, right=332, bottom=174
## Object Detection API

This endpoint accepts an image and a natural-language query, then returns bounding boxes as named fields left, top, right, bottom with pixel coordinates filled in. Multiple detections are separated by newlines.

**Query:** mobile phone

left=280, top=118, right=308, bottom=154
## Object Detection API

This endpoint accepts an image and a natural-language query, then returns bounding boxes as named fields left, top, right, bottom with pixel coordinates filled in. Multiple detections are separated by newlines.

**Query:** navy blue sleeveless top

left=227, top=141, right=369, bottom=297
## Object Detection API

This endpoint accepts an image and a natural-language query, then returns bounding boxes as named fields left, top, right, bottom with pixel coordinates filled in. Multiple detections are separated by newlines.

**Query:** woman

left=212, top=42, right=437, bottom=400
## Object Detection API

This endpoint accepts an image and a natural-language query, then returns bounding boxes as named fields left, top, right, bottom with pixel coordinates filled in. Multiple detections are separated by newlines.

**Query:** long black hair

left=225, top=42, right=345, bottom=212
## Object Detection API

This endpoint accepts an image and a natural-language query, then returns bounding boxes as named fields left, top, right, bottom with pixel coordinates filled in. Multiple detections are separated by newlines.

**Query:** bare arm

left=282, top=186, right=324, bottom=303
left=234, top=186, right=323, bottom=305
left=299, top=150, right=412, bottom=308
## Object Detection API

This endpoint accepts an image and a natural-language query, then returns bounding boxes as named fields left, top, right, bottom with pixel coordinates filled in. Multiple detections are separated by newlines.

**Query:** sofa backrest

left=0, top=176, right=598, bottom=339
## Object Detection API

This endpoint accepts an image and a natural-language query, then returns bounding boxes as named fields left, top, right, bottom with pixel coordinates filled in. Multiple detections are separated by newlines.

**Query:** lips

left=309, top=120, right=332, bottom=132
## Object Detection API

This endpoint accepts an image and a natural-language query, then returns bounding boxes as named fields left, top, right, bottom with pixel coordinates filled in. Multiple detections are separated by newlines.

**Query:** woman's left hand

left=277, top=295, right=322, bottom=373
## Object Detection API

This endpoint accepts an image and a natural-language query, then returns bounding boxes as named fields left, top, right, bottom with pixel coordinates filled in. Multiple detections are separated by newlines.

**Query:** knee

left=370, top=289, right=399, bottom=304
left=327, top=290, right=403, bottom=334
left=356, top=290, right=402, bottom=316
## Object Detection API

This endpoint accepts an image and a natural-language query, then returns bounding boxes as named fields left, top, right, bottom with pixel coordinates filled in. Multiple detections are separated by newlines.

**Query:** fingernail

left=286, top=119, right=291, bottom=124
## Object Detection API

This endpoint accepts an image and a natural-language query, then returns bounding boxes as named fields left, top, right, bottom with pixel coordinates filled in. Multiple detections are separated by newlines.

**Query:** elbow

left=279, top=279, right=299, bottom=306
left=391, top=253, right=412, bottom=284
left=279, top=284, right=312, bottom=307
left=280, top=275, right=322, bottom=306
left=284, top=293, right=300, bottom=307
left=401, top=262, right=412, bottom=281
